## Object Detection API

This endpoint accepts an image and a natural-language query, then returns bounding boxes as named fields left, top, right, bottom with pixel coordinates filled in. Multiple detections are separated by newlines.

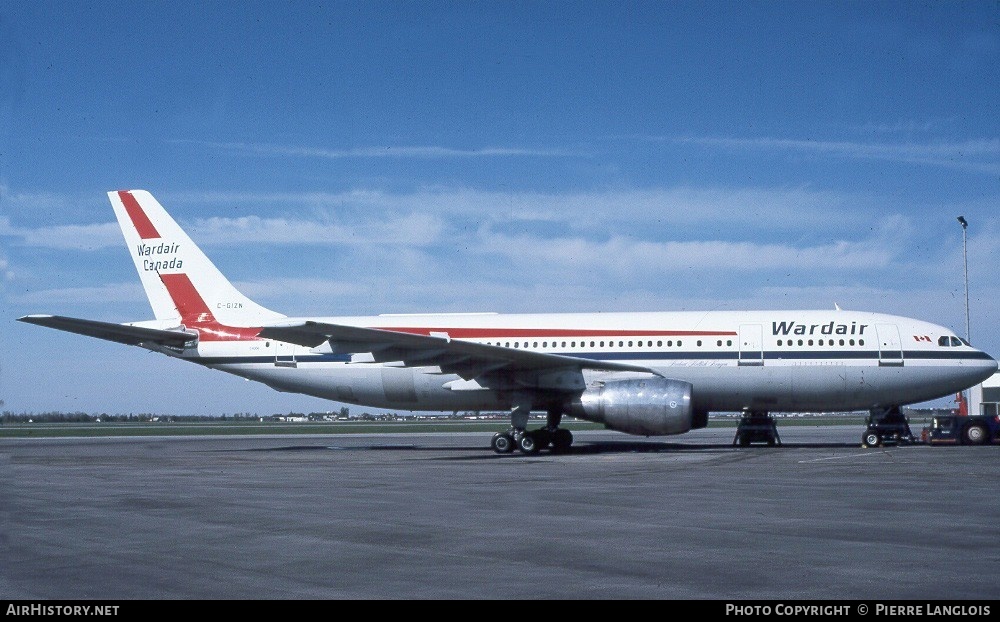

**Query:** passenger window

left=657, top=340, right=662, bottom=347
left=859, top=339, right=865, bottom=346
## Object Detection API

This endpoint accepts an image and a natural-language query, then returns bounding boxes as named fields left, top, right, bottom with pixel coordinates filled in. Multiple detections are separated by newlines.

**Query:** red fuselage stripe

left=152, top=274, right=736, bottom=344
left=118, top=190, right=161, bottom=240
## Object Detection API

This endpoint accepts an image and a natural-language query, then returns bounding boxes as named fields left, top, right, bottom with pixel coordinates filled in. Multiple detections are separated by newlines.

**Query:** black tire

left=739, top=436, right=750, bottom=447
left=863, top=430, right=881, bottom=447
left=518, top=432, right=540, bottom=454
left=552, top=429, right=573, bottom=452
left=963, top=424, right=988, bottom=446
left=491, top=432, right=514, bottom=454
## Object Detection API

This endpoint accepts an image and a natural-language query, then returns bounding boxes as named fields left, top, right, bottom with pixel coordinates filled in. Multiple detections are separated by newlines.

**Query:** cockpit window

left=939, top=336, right=967, bottom=347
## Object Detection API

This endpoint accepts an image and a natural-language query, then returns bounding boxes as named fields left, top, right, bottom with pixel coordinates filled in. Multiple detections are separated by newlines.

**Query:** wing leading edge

left=259, top=320, right=661, bottom=381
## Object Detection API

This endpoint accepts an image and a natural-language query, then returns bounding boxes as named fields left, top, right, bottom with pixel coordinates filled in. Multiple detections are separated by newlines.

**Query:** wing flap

left=18, top=315, right=196, bottom=348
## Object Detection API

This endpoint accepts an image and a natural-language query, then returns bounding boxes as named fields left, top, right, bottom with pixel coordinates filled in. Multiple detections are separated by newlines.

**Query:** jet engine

left=565, top=377, right=700, bottom=436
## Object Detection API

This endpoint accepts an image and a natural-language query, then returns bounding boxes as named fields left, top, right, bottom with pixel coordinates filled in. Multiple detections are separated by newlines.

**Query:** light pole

left=956, top=216, right=972, bottom=416
left=957, top=216, right=969, bottom=344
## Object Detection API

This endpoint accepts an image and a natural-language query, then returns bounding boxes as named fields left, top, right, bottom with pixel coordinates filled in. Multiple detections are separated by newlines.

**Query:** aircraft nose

left=971, top=349, right=998, bottom=380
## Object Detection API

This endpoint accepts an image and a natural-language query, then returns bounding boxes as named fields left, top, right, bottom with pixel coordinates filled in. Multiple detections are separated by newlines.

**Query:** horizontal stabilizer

left=18, top=315, right=196, bottom=348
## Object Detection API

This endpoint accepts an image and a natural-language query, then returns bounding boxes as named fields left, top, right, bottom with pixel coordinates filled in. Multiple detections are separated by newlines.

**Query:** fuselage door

left=274, top=340, right=298, bottom=368
left=738, top=324, right=764, bottom=366
left=875, top=323, right=904, bottom=367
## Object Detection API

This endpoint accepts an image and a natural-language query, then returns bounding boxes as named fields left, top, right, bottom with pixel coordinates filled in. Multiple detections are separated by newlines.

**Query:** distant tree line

left=1, top=411, right=271, bottom=423
left=1, top=407, right=533, bottom=424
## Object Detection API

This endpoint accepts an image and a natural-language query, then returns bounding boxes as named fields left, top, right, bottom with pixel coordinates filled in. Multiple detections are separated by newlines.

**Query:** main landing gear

left=732, top=410, right=781, bottom=447
left=861, top=405, right=914, bottom=448
left=491, top=405, right=574, bottom=455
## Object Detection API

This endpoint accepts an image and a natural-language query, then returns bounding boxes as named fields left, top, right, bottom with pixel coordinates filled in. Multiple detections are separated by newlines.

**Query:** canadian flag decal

left=913, top=335, right=931, bottom=342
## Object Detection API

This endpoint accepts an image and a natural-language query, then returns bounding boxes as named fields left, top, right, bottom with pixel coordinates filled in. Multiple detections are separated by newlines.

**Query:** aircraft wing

left=18, top=315, right=196, bottom=348
left=259, top=320, right=659, bottom=380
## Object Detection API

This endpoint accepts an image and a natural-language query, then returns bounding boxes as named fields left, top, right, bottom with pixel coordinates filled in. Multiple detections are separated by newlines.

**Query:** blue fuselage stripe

left=189, top=349, right=992, bottom=366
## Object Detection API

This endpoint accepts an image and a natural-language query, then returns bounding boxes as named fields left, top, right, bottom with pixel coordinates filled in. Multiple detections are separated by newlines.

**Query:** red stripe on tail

left=160, top=273, right=214, bottom=324
left=159, top=273, right=260, bottom=341
left=118, top=190, right=161, bottom=239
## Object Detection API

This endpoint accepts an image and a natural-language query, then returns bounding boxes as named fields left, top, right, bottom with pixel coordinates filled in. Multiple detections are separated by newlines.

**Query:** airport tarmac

left=1, top=425, right=997, bottom=600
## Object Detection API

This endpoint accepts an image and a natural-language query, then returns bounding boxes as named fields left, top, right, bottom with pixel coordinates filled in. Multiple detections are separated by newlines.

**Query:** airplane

left=18, top=190, right=998, bottom=453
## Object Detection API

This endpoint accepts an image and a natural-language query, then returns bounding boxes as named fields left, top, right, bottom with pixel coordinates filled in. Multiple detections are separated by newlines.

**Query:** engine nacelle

left=566, top=377, right=696, bottom=436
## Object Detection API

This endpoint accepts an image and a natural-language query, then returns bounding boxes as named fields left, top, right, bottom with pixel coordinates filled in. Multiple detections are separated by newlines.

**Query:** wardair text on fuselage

left=772, top=321, right=868, bottom=336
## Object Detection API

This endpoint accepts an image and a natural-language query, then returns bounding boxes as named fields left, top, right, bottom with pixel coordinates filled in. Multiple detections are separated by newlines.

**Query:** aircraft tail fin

left=109, top=190, right=285, bottom=327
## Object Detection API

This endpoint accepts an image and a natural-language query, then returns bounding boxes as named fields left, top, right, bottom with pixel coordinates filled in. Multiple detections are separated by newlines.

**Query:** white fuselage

left=169, top=309, right=997, bottom=415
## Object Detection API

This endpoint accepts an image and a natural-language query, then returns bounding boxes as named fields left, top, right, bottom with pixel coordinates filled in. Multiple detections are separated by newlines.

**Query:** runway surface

left=1, top=426, right=997, bottom=600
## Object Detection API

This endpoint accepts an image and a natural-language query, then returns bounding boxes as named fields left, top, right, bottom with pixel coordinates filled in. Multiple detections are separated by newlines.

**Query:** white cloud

left=471, top=231, right=898, bottom=280
left=171, top=140, right=586, bottom=159
left=0, top=184, right=867, bottom=253
left=10, top=282, right=146, bottom=306
left=4, top=220, right=123, bottom=250
left=0, top=185, right=79, bottom=212
left=189, top=212, right=445, bottom=246
left=169, top=184, right=873, bottom=237
left=674, top=136, right=1000, bottom=174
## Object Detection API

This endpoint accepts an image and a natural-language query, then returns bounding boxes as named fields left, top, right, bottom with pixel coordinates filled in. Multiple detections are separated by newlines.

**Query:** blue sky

left=1, top=1, right=998, bottom=416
